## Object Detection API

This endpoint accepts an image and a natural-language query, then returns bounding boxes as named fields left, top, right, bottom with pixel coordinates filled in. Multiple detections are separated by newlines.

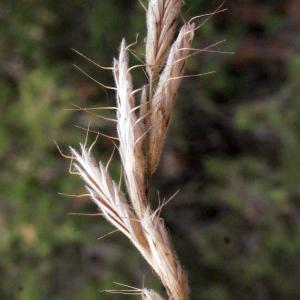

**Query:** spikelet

left=113, top=40, right=147, bottom=218
left=148, top=22, right=195, bottom=175
left=146, top=0, right=183, bottom=79
left=70, top=145, right=149, bottom=252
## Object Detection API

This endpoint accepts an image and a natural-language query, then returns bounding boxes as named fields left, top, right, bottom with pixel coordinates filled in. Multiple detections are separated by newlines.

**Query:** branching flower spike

left=66, top=1, right=223, bottom=299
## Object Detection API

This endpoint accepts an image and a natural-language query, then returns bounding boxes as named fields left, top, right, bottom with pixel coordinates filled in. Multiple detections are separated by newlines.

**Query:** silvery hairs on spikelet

left=64, top=0, right=221, bottom=299
left=113, top=40, right=147, bottom=218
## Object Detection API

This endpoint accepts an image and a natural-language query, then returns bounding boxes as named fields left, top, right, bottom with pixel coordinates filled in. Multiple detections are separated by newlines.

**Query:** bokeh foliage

left=1, top=0, right=300, bottom=299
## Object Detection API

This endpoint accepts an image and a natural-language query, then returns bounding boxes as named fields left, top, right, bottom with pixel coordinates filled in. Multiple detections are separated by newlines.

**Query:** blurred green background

left=1, top=0, right=300, bottom=299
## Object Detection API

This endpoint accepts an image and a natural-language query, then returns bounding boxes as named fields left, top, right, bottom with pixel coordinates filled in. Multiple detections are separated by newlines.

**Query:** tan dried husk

left=68, top=1, right=199, bottom=299
left=146, top=0, right=183, bottom=79
left=148, top=23, right=195, bottom=175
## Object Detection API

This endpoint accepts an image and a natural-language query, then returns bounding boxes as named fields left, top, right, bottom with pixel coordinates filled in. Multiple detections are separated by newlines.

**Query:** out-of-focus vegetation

left=1, top=0, right=300, bottom=299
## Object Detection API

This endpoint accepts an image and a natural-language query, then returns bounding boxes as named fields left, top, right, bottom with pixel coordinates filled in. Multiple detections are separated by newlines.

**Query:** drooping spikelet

left=146, top=0, right=183, bottom=79
left=148, top=22, right=195, bottom=175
